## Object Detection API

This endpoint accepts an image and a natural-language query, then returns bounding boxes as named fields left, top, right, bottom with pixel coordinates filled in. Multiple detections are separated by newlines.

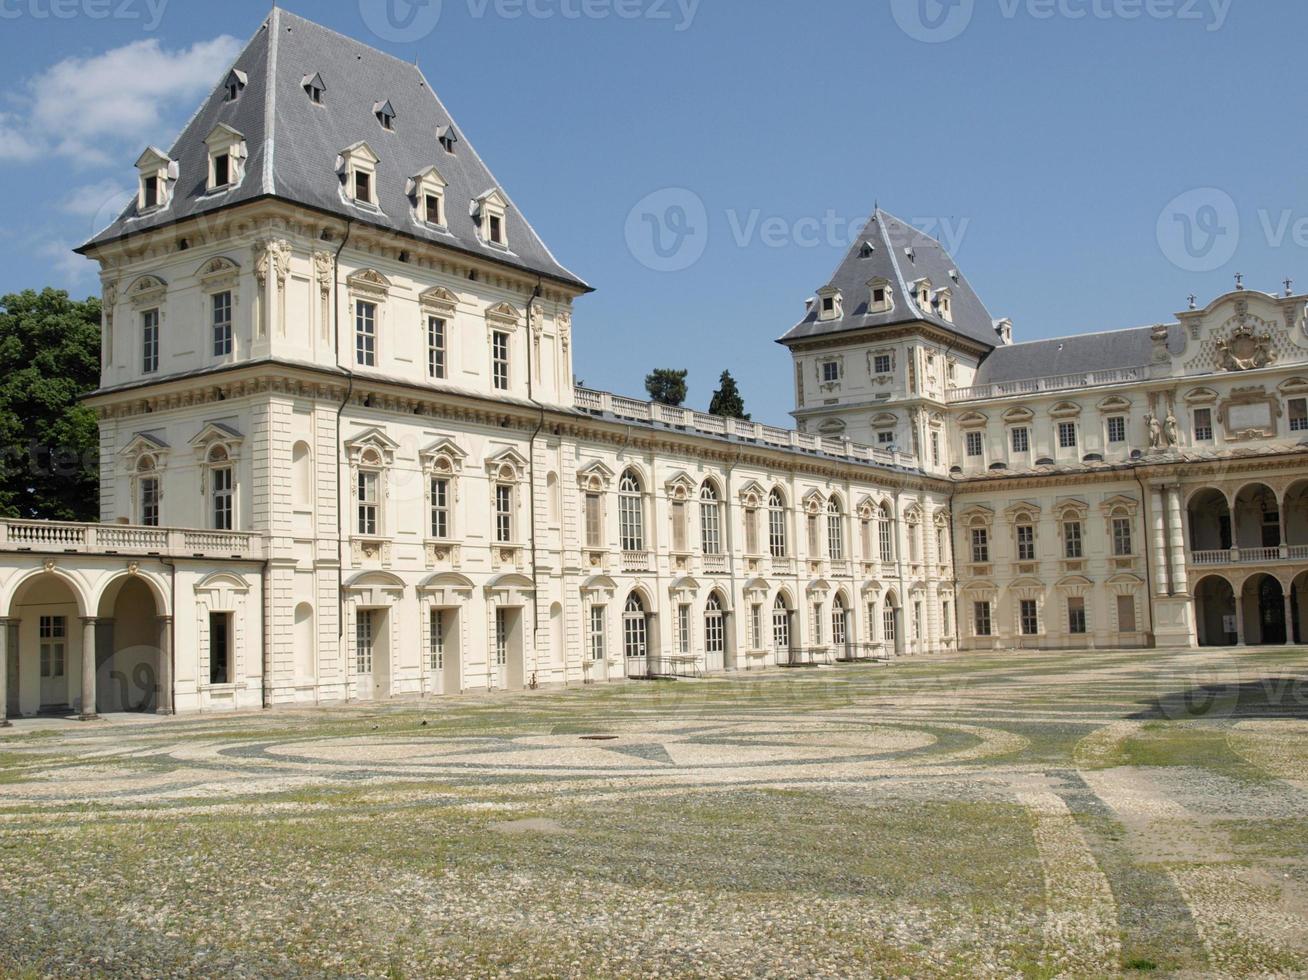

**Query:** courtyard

left=0, top=648, right=1306, bottom=978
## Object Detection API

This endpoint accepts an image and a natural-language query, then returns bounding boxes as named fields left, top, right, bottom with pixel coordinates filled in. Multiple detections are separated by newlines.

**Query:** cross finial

left=1188, top=294, right=1197, bottom=310
left=1235, top=272, right=1244, bottom=290
left=1285, top=278, right=1294, bottom=297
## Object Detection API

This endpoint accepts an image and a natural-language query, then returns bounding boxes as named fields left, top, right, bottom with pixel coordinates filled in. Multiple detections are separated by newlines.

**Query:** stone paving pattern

left=1, top=647, right=1307, bottom=978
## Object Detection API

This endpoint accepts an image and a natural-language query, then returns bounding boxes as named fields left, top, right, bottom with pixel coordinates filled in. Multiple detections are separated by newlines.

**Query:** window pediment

left=958, top=411, right=988, bottom=429
left=347, top=268, right=391, bottom=297
left=485, top=447, right=528, bottom=482
left=1004, top=500, right=1041, bottom=523
left=127, top=274, right=167, bottom=309
left=1277, top=377, right=1308, bottom=395
left=959, top=504, right=993, bottom=524
left=474, top=189, right=509, bottom=247
left=1055, top=498, right=1089, bottom=520
left=344, top=427, right=398, bottom=467
left=1003, top=407, right=1035, bottom=424
left=485, top=301, right=522, bottom=328
left=419, top=285, right=458, bottom=316
left=196, top=256, right=240, bottom=290
left=1050, top=401, right=1083, bottom=419
left=120, top=432, right=169, bottom=470
left=664, top=472, right=698, bottom=499
left=1101, top=494, right=1139, bottom=516
left=1097, top=395, right=1132, bottom=413
left=872, top=412, right=898, bottom=428
left=189, top=421, right=244, bottom=459
left=576, top=459, right=615, bottom=491
left=339, top=141, right=380, bottom=167
left=856, top=496, right=877, bottom=520
left=420, top=437, right=467, bottom=473
left=802, top=489, right=826, bottom=514
left=737, top=480, right=766, bottom=508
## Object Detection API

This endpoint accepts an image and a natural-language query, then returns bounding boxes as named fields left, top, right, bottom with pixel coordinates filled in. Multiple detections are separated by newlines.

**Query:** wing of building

left=1, top=9, right=1305, bottom=721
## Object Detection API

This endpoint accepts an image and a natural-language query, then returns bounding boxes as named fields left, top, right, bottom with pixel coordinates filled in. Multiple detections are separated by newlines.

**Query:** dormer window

left=475, top=189, right=509, bottom=248
left=816, top=286, right=842, bottom=322
left=339, top=142, right=380, bottom=209
left=934, top=286, right=953, bottom=322
left=355, top=170, right=372, bottom=203
left=135, top=147, right=174, bottom=214
left=408, top=166, right=447, bottom=228
left=437, top=125, right=457, bottom=153
left=375, top=100, right=397, bottom=131
left=303, top=72, right=326, bottom=105
left=223, top=69, right=246, bottom=102
left=859, top=241, right=875, bottom=258
left=204, top=124, right=246, bottom=193
left=867, top=278, right=893, bottom=314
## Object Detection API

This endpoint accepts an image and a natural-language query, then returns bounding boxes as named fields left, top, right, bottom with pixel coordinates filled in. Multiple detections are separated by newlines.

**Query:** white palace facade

left=1, top=9, right=1306, bottom=721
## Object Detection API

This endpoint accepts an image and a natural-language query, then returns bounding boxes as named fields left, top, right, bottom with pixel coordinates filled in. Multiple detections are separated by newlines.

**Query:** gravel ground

left=1, top=647, right=1306, bottom=978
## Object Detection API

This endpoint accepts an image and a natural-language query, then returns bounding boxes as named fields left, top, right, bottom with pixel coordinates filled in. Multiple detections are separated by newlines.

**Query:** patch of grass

left=1117, top=722, right=1274, bottom=783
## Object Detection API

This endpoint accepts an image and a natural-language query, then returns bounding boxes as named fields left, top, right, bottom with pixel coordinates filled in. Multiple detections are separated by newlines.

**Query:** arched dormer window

left=768, top=488, right=788, bottom=558
left=618, top=470, right=645, bottom=552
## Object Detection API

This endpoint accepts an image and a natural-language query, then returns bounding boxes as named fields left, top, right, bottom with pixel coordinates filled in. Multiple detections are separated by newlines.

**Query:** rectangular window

left=354, top=170, right=371, bottom=203
left=750, top=603, right=763, bottom=649
left=931, top=431, right=941, bottom=466
left=971, top=527, right=989, bottom=563
left=1020, top=599, right=1039, bottom=636
left=701, top=497, right=722, bottom=555
left=209, top=612, right=231, bottom=684
left=744, top=508, right=759, bottom=555
left=1064, top=521, right=1083, bottom=559
left=1011, top=427, right=1030, bottom=454
left=1017, top=525, right=1036, bottom=561
left=828, top=511, right=843, bottom=561
left=584, top=493, right=602, bottom=549
left=873, top=354, right=892, bottom=375
left=1194, top=408, right=1214, bottom=442
left=212, top=466, right=233, bottom=531
left=769, top=505, right=787, bottom=558
left=211, top=290, right=233, bottom=357
left=883, top=606, right=897, bottom=644
left=355, top=610, right=374, bottom=675
left=495, top=609, right=509, bottom=666
left=140, top=477, right=160, bottom=527
left=877, top=431, right=895, bottom=445
left=213, top=153, right=230, bottom=187
left=589, top=606, right=606, bottom=662
left=489, top=214, right=504, bottom=245
left=355, top=300, right=377, bottom=367
left=1117, top=595, right=1137, bottom=633
left=495, top=484, right=513, bottom=543
left=142, top=309, right=159, bottom=374
left=973, top=601, right=992, bottom=637
left=39, top=615, right=66, bottom=680
left=1290, top=398, right=1308, bottom=433
left=806, top=515, right=819, bottom=556
left=1107, top=416, right=1126, bottom=444
left=430, top=609, right=446, bottom=671
left=143, top=176, right=160, bottom=209
left=811, top=603, right=823, bottom=645
left=965, top=431, right=984, bottom=458
left=1112, top=517, right=1133, bottom=556
left=430, top=477, right=449, bottom=539
left=1068, top=597, right=1087, bottom=635
left=678, top=604, right=691, bottom=655
left=671, top=500, right=687, bottom=552
left=1058, top=421, right=1078, bottom=449
left=425, top=193, right=443, bottom=226
left=427, top=316, right=446, bottom=379
left=879, top=519, right=893, bottom=562
left=357, top=471, right=378, bottom=536
left=822, top=361, right=839, bottom=383
left=491, top=330, right=509, bottom=390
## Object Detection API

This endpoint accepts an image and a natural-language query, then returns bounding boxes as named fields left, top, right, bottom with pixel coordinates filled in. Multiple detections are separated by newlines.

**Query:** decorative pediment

left=962, top=579, right=998, bottom=596
left=668, top=576, right=700, bottom=602
left=196, top=256, right=240, bottom=288
left=1056, top=575, right=1094, bottom=595
left=872, top=412, right=898, bottom=428
left=737, top=480, right=766, bottom=508
left=474, top=188, right=508, bottom=213
left=1184, top=386, right=1220, bottom=405
left=1100, top=494, right=1139, bottom=516
left=126, top=274, right=167, bottom=309
left=420, top=437, right=467, bottom=473
left=204, top=122, right=245, bottom=149
left=120, top=432, right=169, bottom=468
left=1004, top=500, right=1041, bottom=522
left=1097, top=395, right=1132, bottom=413
left=338, top=140, right=380, bottom=167
left=958, top=411, right=988, bottom=428
left=903, top=503, right=924, bottom=524
left=195, top=571, right=251, bottom=594
left=576, top=459, right=615, bottom=491
left=1049, top=401, right=1082, bottom=419
left=802, top=489, right=826, bottom=514
left=1054, top=498, right=1089, bottom=520
left=407, top=165, right=447, bottom=196
left=418, top=572, right=475, bottom=603
left=1008, top=578, right=1046, bottom=598
left=344, top=427, right=398, bottom=467
left=418, top=285, right=458, bottom=316
left=806, top=578, right=832, bottom=596
left=580, top=575, right=618, bottom=598
left=347, top=268, right=391, bottom=296
left=958, top=504, right=994, bottom=524
left=664, top=471, right=698, bottom=500
left=856, top=495, right=877, bottom=520
left=136, top=146, right=173, bottom=172
left=485, top=447, right=528, bottom=482
left=485, top=301, right=522, bottom=328
left=742, top=577, right=770, bottom=599
left=189, top=422, right=244, bottom=458
left=1003, top=406, right=1035, bottom=424
left=1277, top=377, right=1308, bottom=395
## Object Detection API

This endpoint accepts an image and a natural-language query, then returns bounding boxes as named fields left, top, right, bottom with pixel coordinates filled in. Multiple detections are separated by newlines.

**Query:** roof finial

left=1285, top=278, right=1294, bottom=297
left=1188, top=294, right=1197, bottom=310
left=1235, top=272, right=1244, bottom=290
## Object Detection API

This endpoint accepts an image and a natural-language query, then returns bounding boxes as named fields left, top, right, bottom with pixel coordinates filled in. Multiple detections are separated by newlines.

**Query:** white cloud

left=37, top=240, right=97, bottom=291
left=61, top=180, right=134, bottom=218
left=0, top=34, right=243, bottom=165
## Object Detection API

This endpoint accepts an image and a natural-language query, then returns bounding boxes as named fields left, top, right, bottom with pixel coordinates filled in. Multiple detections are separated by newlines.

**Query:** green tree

left=644, top=368, right=688, bottom=407
left=708, top=370, right=750, bottom=420
left=0, top=289, right=101, bottom=521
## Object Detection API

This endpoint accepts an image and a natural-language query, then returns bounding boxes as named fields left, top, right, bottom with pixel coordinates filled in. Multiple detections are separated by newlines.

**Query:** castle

left=2, top=9, right=1305, bottom=720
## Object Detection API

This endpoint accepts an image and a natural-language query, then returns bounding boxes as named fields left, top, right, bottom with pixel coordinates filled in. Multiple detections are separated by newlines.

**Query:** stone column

left=156, top=616, right=174, bottom=715
left=1283, top=593, right=1296, bottom=647
left=1166, top=486, right=1189, bottom=596
left=1234, top=598, right=1246, bottom=647
left=1150, top=486, right=1170, bottom=596
left=0, top=619, right=10, bottom=728
left=79, top=618, right=98, bottom=721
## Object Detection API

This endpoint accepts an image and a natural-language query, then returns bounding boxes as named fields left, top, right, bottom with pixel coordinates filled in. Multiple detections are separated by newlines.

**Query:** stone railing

left=947, top=366, right=1148, bottom=404
left=574, top=387, right=918, bottom=469
left=1191, top=546, right=1307, bottom=566
left=0, top=520, right=265, bottom=561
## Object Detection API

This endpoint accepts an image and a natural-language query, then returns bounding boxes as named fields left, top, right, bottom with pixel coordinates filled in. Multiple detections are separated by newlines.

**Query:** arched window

left=705, top=593, right=724, bottom=657
left=619, top=471, right=644, bottom=552
left=827, top=498, right=844, bottom=561
left=208, top=445, right=234, bottom=531
left=137, top=455, right=160, bottom=527
left=772, top=594, right=791, bottom=654
left=878, top=503, right=895, bottom=563
left=832, top=594, right=848, bottom=649
left=292, top=441, right=312, bottom=509
left=700, top=482, right=722, bottom=555
left=768, top=489, right=788, bottom=558
left=356, top=448, right=383, bottom=537
left=623, top=593, right=648, bottom=659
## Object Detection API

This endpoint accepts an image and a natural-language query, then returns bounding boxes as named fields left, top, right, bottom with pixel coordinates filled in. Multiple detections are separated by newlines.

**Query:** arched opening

left=293, top=603, right=316, bottom=685
left=291, top=442, right=313, bottom=533
left=826, top=497, right=845, bottom=561
left=704, top=592, right=726, bottom=672
left=1194, top=576, right=1236, bottom=647
left=700, top=482, right=723, bottom=557
left=6, top=571, right=89, bottom=718
left=1241, top=574, right=1287, bottom=646
left=546, top=472, right=560, bottom=524
left=1233, top=484, right=1281, bottom=552
left=95, top=575, right=165, bottom=713
left=831, top=591, right=851, bottom=658
left=1292, top=571, right=1308, bottom=645
left=1187, top=488, right=1231, bottom=555
left=883, top=589, right=904, bottom=656
left=1285, top=481, right=1308, bottom=553
left=618, top=471, right=645, bottom=553
left=549, top=602, right=563, bottom=668
left=772, top=593, right=793, bottom=665
left=768, top=489, right=788, bottom=558
left=623, top=592, right=650, bottom=677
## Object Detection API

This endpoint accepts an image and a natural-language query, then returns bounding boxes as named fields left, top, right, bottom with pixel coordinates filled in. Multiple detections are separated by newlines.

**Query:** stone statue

left=1146, top=413, right=1164, bottom=450
left=1164, top=413, right=1180, bottom=448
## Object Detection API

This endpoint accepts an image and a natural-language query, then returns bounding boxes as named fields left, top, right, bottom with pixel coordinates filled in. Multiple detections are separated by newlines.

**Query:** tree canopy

left=644, top=368, right=688, bottom=407
left=708, top=370, right=750, bottom=420
left=0, top=289, right=101, bottom=521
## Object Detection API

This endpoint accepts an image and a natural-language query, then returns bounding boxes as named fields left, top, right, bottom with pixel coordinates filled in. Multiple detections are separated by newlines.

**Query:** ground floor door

left=704, top=600, right=725, bottom=673
left=355, top=609, right=390, bottom=701
left=38, top=615, right=68, bottom=711
left=429, top=608, right=459, bottom=696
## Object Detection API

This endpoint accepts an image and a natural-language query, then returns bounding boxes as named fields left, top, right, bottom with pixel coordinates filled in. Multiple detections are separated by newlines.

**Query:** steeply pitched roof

left=778, top=209, right=998, bottom=349
left=80, top=8, right=588, bottom=291
left=971, top=323, right=1187, bottom=386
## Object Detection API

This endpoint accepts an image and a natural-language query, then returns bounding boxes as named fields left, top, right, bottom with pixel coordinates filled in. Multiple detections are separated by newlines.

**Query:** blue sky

left=1, top=0, right=1305, bottom=426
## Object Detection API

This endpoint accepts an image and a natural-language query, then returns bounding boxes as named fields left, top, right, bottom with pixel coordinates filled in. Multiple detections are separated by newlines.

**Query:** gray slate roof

left=80, top=8, right=588, bottom=291
left=971, top=323, right=1186, bottom=386
left=779, top=209, right=999, bottom=349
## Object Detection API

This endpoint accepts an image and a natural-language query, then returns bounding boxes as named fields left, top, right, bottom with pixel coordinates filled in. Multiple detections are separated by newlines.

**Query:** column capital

left=79, top=616, right=102, bottom=626
left=156, top=615, right=174, bottom=626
